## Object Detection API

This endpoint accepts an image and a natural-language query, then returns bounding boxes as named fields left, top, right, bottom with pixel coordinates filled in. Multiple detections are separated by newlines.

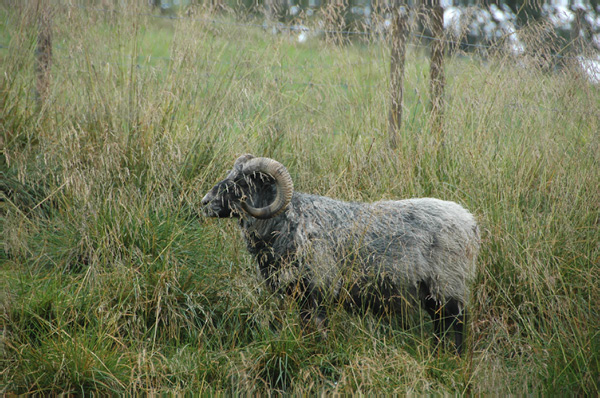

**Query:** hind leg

left=420, top=287, right=466, bottom=355
left=453, top=310, right=466, bottom=355
left=423, top=296, right=443, bottom=343
left=443, top=298, right=466, bottom=355
left=420, top=282, right=452, bottom=349
left=419, top=282, right=443, bottom=349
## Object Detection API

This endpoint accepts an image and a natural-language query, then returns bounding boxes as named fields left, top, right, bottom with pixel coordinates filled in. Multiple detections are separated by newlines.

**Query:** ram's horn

left=241, top=157, right=294, bottom=219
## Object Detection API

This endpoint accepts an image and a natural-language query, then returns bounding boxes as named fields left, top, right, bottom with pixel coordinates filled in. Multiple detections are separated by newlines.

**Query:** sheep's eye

left=235, top=184, right=243, bottom=196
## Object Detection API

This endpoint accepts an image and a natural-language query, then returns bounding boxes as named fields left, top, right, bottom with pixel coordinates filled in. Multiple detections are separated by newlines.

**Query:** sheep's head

left=201, top=154, right=294, bottom=219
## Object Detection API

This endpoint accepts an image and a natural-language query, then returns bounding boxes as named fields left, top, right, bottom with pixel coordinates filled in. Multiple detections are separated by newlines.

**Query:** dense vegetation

left=1, top=3, right=599, bottom=394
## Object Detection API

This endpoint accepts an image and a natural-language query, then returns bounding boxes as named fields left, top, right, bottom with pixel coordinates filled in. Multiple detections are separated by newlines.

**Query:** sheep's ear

left=234, top=154, right=255, bottom=169
left=226, top=154, right=255, bottom=179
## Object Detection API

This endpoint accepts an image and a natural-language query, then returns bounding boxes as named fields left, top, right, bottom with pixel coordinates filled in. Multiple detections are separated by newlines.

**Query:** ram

left=201, top=154, right=480, bottom=354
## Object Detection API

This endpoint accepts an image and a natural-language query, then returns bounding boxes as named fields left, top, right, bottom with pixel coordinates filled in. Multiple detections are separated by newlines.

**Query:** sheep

left=201, top=154, right=480, bottom=354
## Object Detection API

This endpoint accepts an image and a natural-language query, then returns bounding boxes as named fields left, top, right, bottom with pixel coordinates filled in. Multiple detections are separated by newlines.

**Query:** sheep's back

left=370, top=198, right=479, bottom=304
left=288, top=195, right=479, bottom=305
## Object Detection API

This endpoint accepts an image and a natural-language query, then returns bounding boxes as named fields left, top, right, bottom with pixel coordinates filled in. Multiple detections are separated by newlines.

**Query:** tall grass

left=1, top=2, right=599, bottom=394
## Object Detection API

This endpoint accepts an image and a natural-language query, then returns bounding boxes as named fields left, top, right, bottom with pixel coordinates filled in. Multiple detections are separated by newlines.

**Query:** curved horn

left=240, top=157, right=294, bottom=219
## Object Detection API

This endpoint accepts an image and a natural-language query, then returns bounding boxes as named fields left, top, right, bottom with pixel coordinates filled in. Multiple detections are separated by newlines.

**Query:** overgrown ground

left=1, top=3, right=599, bottom=394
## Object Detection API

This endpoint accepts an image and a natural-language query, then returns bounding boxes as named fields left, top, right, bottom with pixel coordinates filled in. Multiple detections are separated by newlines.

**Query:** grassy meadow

left=1, top=2, right=599, bottom=394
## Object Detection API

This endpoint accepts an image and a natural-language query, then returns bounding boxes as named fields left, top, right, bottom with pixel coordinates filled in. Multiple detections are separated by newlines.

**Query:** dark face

left=201, top=176, right=247, bottom=218
left=201, top=166, right=276, bottom=218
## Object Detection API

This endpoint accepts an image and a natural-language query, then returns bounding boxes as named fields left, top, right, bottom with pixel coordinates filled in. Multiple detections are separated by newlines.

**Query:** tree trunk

left=35, top=1, right=52, bottom=106
left=388, top=5, right=409, bottom=149
left=427, top=0, right=444, bottom=138
left=571, top=8, right=587, bottom=54
left=265, top=0, right=284, bottom=23
left=322, top=0, right=349, bottom=45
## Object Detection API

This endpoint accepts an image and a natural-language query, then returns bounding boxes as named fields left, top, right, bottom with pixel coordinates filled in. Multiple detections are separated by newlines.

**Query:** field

left=1, top=2, right=599, bottom=394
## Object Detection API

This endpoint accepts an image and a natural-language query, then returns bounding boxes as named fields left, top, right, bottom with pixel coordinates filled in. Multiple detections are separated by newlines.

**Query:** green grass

left=2, top=2, right=599, bottom=394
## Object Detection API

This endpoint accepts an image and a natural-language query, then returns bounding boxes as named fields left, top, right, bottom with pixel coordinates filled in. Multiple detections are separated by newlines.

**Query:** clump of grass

left=1, top=2, right=599, bottom=395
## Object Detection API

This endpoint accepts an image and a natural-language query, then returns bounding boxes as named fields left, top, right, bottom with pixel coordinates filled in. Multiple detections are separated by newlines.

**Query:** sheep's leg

left=445, top=300, right=466, bottom=356
left=299, top=299, right=327, bottom=337
left=419, top=282, right=445, bottom=348
left=429, top=299, right=466, bottom=355
left=453, top=310, right=466, bottom=355
left=297, top=280, right=328, bottom=339
left=422, top=296, right=444, bottom=346
left=420, top=289, right=465, bottom=355
left=434, top=299, right=465, bottom=355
